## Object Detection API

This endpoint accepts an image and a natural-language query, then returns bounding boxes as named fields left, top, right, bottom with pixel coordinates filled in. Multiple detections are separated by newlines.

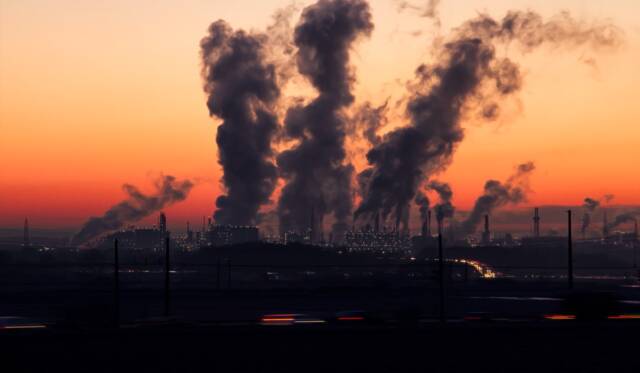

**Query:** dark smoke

left=396, top=0, right=440, bottom=20
left=355, top=10, right=621, bottom=228
left=583, top=197, right=600, bottom=212
left=460, top=162, right=535, bottom=236
left=414, top=190, right=430, bottom=221
left=580, top=197, right=600, bottom=234
left=428, top=181, right=454, bottom=223
left=355, top=100, right=389, bottom=146
left=607, top=211, right=640, bottom=232
left=74, top=176, right=193, bottom=244
left=277, top=0, right=373, bottom=238
left=200, top=20, right=280, bottom=226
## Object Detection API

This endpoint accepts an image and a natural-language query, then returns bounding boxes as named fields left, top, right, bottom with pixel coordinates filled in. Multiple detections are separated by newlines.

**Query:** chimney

left=310, top=204, right=315, bottom=244
left=481, top=214, right=491, bottom=245
left=374, top=211, right=380, bottom=233
left=533, top=207, right=540, bottom=238
left=603, top=210, right=609, bottom=238
left=421, top=216, right=428, bottom=238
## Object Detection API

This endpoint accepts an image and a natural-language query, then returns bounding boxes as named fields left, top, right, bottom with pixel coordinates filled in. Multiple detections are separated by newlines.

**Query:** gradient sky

left=1, top=0, right=639, bottom=231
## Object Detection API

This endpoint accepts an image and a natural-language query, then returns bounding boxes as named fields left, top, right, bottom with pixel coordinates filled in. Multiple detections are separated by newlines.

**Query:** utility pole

left=567, top=210, right=574, bottom=290
left=114, top=239, right=120, bottom=328
left=164, top=237, right=171, bottom=317
left=227, top=259, right=232, bottom=289
left=438, top=219, right=445, bottom=323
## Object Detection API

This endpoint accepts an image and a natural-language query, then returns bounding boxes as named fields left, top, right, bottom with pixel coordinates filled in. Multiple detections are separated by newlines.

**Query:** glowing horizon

left=1, top=0, right=639, bottom=231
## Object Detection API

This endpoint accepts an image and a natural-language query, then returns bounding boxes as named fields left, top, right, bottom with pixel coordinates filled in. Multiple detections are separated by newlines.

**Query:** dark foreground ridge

left=3, top=321, right=640, bottom=373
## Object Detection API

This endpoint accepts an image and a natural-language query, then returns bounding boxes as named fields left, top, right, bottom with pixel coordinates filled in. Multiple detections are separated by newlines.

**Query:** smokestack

left=427, top=210, right=432, bottom=237
left=23, top=218, right=30, bottom=247
left=355, top=10, right=621, bottom=229
left=421, top=215, right=428, bottom=238
left=73, top=176, right=193, bottom=244
left=603, top=210, right=609, bottom=238
left=277, top=0, right=374, bottom=240
left=481, top=214, right=491, bottom=245
left=374, top=211, right=380, bottom=233
left=159, top=212, right=167, bottom=234
left=461, top=162, right=535, bottom=236
left=200, top=19, right=280, bottom=226
left=114, top=239, right=120, bottom=328
left=533, top=207, right=540, bottom=238
left=159, top=212, right=167, bottom=246
left=567, top=210, right=574, bottom=290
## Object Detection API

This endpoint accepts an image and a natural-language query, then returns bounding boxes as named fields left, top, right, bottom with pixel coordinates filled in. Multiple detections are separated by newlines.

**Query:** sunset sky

left=1, top=0, right=639, bottom=231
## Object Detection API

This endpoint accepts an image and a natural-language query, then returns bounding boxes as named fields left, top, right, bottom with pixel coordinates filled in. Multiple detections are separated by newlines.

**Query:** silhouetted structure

left=567, top=210, right=574, bottom=289
left=481, top=215, right=491, bottom=245
left=23, top=218, right=30, bottom=247
left=114, top=239, right=119, bottom=327
left=533, top=207, right=540, bottom=237
left=345, top=226, right=411, bottom=252
left=310, top=206, right=316, bottom=245
left=603, top=210, right=610, bottom=238
left=209, top=225, right=259, bottom=246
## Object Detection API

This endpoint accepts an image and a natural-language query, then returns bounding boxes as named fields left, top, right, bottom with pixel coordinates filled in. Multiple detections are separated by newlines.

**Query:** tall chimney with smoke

left=277, top=0, right=373, bottom=241
left=461, top=162, right=535, bottom=236
left=533, top=207, right=540, bottom=238
left=200, top=20, right=280, bottom=226
left=355, top=10, right=621, bottom=228
left=481, top=214, right=491, bottom=245
left=74, top=176, right=193, bottom=245
left=603, top=210, right=609, bottom=238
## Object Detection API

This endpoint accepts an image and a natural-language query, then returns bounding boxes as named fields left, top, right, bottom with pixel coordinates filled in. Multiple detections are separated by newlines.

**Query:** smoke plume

left=277, top=0, right=373, bottom=238
left=74, top=176, right=193, bottom=244
left=607, top=211, right=640, bottom=232
left=355, top=100, right=389, bottom=146
left=355, top=10, right=621, bottom=230
left=428, top=181, right=454, bottom=224
left=580, top=197, right=600, bottom=235
left=460, top=162, right=535, bottom=235
left=200, top=20, right=280, bottom=226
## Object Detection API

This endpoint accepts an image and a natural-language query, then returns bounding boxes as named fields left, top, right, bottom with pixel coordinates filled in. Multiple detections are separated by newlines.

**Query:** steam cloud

left=355, top=10, right=621, bottom=234
left=277, top=0, right=373, bottom=238
left=460, top=162, right=535, bottom=235
left=74, top=176, right=193, bottom=244
left=201, top=20, right=280, bottom=225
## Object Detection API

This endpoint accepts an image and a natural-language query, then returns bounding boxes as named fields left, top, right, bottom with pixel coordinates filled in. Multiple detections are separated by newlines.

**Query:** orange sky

left=1, top=0, right=639, bottom=230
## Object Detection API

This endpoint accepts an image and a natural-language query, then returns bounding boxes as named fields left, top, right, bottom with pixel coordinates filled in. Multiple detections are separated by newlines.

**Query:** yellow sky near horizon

left=1, top=0, right=639, bottom=229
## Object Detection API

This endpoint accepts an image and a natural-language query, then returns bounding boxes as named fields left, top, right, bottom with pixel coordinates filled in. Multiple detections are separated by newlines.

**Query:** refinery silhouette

left=2, top=0, right=640, bottom=372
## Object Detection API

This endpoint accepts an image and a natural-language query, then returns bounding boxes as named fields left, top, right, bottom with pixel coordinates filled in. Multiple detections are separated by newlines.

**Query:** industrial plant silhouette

left=1, top=0, right=639, bottom=372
